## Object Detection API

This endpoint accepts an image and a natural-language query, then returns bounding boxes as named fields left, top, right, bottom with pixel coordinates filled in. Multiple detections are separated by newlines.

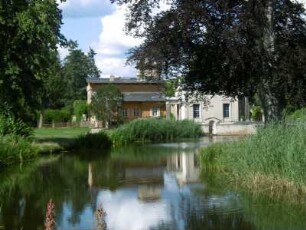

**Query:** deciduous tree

left=90, top=84, right=123, bottom=128
left=111, top=0, right=306, bottom=121
left=62, top=45, right=101, bottom=106
left=0, top=0, right=66, bottom=122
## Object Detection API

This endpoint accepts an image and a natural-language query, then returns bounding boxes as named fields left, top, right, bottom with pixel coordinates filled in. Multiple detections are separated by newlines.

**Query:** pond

left=0, top=136, right=306, bottom=230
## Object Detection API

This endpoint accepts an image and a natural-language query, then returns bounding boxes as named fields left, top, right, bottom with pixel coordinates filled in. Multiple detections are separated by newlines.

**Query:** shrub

left=71, top=131, right=112, bottom=151
left=287, top=107, right=306, bottom=121
left=0, top=114, right=33, bottom=138
left=250, top=106, right=262, bottom=121
left=44, top=108, right=71, bottom=123
left=111, top=118, right=202, bottom=145
left=73, top=100, right=88, bottom=122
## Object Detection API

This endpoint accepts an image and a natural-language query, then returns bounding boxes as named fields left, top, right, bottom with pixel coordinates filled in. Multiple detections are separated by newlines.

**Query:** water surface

left=0, top=136, right=306, bottom=230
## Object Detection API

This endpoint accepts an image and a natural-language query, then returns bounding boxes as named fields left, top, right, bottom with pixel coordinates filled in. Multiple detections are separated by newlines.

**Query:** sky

left=58, top=0, right=306, bottom=79
left=58, top=0, right=143, bottom=78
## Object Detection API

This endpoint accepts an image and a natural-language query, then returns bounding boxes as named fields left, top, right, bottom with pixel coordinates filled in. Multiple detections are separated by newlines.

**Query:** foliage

left=41, top=52, right=66, bottom=109
left=90, top=84, right=123, bottom=128
left=73, top=100, right=88, bottom=122
left=0, top=0, right=66, bottom=122
left=200, top=122, right=306, bottom=196
left=0, top=104, right=33, bottom=137
left=111, top=118, right=202, bottom=145
left=163, top=78, right=178, bottom=97
left=71, top=131, right=112, bottom=151
left=62, top=45, right=100, bottom=106
left=112, top=0, right=306, bottom=121
left=0, top=115, right=33, bottom=138
left=44, top=108, right=71, bottom=123
left=250, top=106, right=263, bottom=121
left=287, top=107, right=306, bottom=121
left=0, top=135, right=38, bottom=167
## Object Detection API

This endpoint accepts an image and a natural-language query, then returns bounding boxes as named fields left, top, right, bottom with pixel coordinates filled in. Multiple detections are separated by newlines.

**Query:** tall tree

left=42, top=52, right=66, bottom=109
left=112, top=0, right=306, bottom=121
left=62, top=45, right=101, bottom=106
left=0, top=0, right=66, bottom=122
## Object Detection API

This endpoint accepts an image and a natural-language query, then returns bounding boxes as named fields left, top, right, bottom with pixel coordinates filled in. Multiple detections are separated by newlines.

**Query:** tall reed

left=0, top=135, right=38, bottom=167
left=200, top=122, right=306, bottom=195
left=70, top=131, right=112, bottom=151
left=111, top=118, right=202, bottom=146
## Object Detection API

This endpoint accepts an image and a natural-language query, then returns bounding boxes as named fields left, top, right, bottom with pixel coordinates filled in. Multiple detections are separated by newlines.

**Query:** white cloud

left=95, top=55, right=138, bottom=78
left=92, top=5, right=143, bottom=77
left=97, top=189, right=171, bottom=230
left=58, top=0, right=114, bottom=18
left=95, top=5, right=143, bottom=54
left=57, top=45, right=69, bottom=60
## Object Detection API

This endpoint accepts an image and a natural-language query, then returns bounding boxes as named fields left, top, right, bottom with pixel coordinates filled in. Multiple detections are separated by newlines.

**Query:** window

left=134, top=108, right=141, bottom=117
left=193, top=104, right=200, bottom=118
left=121, top=109, right=128, bottom=118
left=223, top=103, right=230, bottom=118
left=152, top=106, right=160, bottom=117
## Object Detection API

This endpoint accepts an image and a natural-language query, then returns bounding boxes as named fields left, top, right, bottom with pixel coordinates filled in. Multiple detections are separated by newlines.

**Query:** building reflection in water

left=167, top=151, right=200, bottom=186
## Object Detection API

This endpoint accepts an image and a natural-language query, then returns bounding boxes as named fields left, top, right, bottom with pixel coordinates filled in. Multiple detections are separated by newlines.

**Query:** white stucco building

left=167, top=91, right=256, bottom=135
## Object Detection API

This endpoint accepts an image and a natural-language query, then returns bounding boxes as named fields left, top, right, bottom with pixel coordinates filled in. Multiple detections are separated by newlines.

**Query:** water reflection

left=0, top=137, right=305, bottom=229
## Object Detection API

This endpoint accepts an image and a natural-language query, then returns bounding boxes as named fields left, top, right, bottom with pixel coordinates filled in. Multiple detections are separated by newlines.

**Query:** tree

left=0, top=0, right=66, bottom=123
left=111, top=0, right=306, bottom=121
left=42, top=52, right=66, bottom=109
left=62, top=44, right=101, bottom=106
left=90, top=85, right=123, bottom=128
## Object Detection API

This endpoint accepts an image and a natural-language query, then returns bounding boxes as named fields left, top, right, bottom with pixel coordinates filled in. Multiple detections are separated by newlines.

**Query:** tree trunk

left=259, top=0, right=284, bottom=122
left=258, top=81, right=284, bottom=122
left=38, top=111, right=43, bottom=128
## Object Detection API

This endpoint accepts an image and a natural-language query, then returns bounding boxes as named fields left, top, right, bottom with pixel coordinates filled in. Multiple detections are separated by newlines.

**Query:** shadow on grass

left=33, top=137, right=76, bottom=154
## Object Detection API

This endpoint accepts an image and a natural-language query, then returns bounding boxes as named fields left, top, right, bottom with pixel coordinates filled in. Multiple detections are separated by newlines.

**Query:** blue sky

left=58, top=0, right=306, bottom=78
left=58, top=0, right=143, bottom=78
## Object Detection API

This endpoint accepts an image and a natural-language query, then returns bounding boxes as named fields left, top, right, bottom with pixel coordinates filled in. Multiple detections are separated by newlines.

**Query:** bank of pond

left=0, top=118, right=202, bottom=167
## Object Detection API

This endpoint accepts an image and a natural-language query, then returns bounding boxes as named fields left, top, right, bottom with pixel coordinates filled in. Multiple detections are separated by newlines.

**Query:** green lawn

left=33, top=127, right=90, bottom=153
left=34, top=127, right=90, bottom=140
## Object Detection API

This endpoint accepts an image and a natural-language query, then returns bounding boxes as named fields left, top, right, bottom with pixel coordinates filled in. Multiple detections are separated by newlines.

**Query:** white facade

left=167, top=92, right=256, bottom=135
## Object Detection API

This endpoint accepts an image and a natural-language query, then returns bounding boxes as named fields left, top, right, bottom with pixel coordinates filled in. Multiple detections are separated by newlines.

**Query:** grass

left=33, top=127, right=90, bottom=153
left=34, top=127, right=90, bottom=139
left=200, top=122, right=306, bottom=199
left=110, top=118, right=203, bottom=146
left=0, top=135, right=39, bottom=167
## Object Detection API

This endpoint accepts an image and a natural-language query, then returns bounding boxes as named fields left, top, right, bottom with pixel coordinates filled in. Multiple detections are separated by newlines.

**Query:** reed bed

left=111, top=118, right=202, bottom=146
left=0, top=135, right=38, bottom=167
left=71, top=131, right=112, bottom=150
left=200, top=122, right=306, bottom=196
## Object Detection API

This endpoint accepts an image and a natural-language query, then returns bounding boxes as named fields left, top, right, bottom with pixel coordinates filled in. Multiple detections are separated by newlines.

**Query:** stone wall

left=201, top=122, right=260, bottom=136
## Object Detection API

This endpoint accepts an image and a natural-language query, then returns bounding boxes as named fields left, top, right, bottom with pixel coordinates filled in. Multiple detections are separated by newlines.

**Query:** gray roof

left=123, top=92, right=165, bottom=102
left=87, top=77, right=162, bottom=84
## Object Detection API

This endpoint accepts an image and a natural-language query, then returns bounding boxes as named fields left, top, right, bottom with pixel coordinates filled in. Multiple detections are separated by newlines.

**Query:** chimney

left=109, top=75, right=115, bottom=82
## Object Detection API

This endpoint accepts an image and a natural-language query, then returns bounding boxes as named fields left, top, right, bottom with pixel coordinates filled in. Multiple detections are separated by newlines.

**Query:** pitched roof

left=86, top=78, right=162, bottom=84
left=122, top=92, right=165, bottom=102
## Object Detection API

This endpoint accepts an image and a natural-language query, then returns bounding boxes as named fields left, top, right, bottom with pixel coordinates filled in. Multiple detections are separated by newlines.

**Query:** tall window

left=134, top=108, right=141, bottom=117
left=152, top=106, right=160, bottom=117
left=193, top=104, right=200, bottom=118
left=223, top=103, right=230, bottom=118
left=121, top=109, right=128, bottom=118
